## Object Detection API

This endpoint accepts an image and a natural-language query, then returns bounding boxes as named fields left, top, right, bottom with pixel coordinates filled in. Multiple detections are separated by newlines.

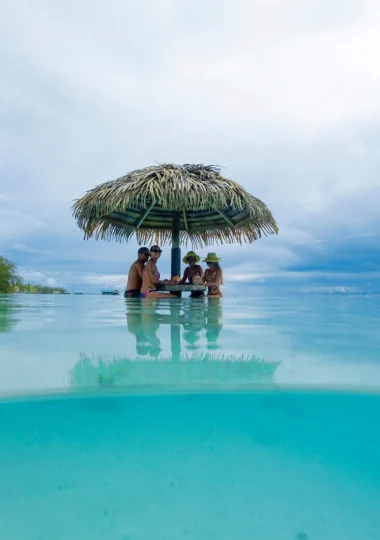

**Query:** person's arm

left=135, top=262, right=144, bottom=279
left=148, top=265, right=171, bottom=286
left=148, top=262, right=160, bottom=285
left=204, top=268, right=222, bottom=286
left=179, top=268, right=189, bottom=285
left=197, top=266, right=204, bottom=279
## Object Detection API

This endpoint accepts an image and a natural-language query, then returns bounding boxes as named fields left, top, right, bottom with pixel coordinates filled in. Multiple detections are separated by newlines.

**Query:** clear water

left=1, top=294, right=380, bottom=539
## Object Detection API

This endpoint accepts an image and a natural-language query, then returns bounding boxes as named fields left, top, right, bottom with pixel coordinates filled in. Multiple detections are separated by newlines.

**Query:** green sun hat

left=203, top=252, right=221, bottom=263
left=183, top=251, right=201, bottom=264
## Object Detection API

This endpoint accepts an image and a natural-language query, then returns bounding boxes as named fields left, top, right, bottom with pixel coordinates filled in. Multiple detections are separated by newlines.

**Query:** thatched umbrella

left=72, top=163, right=278, bottom=276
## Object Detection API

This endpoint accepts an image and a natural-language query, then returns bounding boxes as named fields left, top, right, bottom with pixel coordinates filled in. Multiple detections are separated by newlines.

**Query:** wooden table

left=158, top=284, right=206, bottom=297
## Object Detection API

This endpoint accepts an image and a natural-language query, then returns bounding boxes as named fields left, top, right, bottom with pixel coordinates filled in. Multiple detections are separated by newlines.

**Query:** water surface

left=1, top=294, right=380, bottom=394
left=0, top=294, right=379, bottom=539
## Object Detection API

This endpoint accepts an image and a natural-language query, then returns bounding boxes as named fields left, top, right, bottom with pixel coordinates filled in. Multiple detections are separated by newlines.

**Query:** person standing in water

left=124, top=247, right=150, bottom=298
left=203, top=253, right=223, bottom=297
left=140, top=246, right=176, bottom=299
left=180, top=251, right=204, bottom=298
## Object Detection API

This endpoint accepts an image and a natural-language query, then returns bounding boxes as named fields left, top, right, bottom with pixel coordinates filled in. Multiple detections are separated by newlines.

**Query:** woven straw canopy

left=72, top=164, right=278, bottom=248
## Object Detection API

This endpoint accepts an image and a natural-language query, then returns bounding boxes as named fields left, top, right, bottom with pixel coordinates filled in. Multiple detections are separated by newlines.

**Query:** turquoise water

left=1, top=294, right=380, bottom=539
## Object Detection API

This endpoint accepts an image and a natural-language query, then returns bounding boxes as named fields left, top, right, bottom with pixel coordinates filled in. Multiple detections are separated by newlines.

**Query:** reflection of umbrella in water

left=70, top=301, right=280, bottom=389
left=70, top=351, right=280, bottom=389
left=72, top=164, right=278, bottom=277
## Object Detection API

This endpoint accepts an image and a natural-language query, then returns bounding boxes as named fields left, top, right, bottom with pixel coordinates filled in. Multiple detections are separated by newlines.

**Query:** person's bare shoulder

left=134, top=260, right=145, bottom=276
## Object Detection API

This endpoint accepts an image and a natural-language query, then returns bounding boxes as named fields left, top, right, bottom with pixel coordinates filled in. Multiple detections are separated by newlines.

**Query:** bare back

left=141, top=260, right=160, bottom=294
left=126, top=260, right=145, bottom=291
left=203, top=267, right=223, bottom=296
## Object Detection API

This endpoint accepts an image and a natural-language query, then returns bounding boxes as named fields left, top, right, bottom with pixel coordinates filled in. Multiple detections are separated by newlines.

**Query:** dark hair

left=209, top=262, right=221, bottom=269
left=138, top=247, right=150, bottom=255
left=150, top=245, right=160, bottom=251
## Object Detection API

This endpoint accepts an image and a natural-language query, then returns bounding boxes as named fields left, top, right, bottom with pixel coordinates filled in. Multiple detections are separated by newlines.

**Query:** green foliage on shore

left=0, top=256, right=22, bottom=293
left=19, top=283, right=67, bottom=294
left=0, top=255, right=67, bottom=294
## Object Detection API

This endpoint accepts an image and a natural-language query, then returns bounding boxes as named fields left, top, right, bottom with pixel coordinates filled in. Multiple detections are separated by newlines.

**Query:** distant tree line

left=0, top=256, right=67, bottom=294
left=19, top=283, right=67, bottom=294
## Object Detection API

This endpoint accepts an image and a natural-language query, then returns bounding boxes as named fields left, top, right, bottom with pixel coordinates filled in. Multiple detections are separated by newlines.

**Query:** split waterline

left=1, top=294, right=379, bottom=539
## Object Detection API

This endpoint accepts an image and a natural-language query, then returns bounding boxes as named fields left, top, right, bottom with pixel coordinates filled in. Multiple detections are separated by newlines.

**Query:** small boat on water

left=101, top=289, right=120, bottom=296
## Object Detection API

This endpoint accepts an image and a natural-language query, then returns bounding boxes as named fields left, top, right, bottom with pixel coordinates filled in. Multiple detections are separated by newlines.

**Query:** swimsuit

left=124, top=289, right=140, bottom=298
left=140, top=289, right=156, bottom=298
left=205, top=270, right=223, bottom=297
left=190, top=291, right=204, bottom=298
left=141, top=272, right=160, bottom=298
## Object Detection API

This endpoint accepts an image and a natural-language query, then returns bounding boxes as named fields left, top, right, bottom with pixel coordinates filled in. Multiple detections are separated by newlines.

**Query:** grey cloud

left=1, top=0, right=380, bottom=289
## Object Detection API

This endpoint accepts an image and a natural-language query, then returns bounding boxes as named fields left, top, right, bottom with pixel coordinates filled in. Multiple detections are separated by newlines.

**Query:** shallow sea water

left=0, top=294, right=380, bottom=539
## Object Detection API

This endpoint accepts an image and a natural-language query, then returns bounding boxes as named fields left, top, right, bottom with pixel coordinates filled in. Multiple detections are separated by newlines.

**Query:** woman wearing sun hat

left=203, top=253, right=223, bottom=297
left=180, top=250, right=204, bottom=297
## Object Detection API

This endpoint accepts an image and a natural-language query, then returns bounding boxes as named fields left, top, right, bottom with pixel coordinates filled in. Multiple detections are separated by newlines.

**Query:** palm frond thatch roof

left=72, top=164, right=278, bottom=247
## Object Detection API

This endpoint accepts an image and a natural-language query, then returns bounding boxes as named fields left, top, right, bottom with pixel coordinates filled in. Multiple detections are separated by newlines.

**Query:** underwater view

left=0, top=294, right=380, bottom=539
left=2, top=0, right=380, bottom=536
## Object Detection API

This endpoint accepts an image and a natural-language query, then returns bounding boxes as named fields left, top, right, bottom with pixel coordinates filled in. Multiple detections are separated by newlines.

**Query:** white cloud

left=45, top=277, right=58, bottom=287
left=225, top=270, right=380, bottom=284
left=225, top=273, right=266, bottom=282
left=173, top=0, right=380, bottom=127
left=20, top=270, right=58, bottom=287
left=13, top=243, right=51, bottom=254
left=0, top=0, right=379, bottom=284
left=0, top=209, right=46, bottom=241
left=80, top=274, right=127, bottom=288
left=346, top=232, right=377, bottom=239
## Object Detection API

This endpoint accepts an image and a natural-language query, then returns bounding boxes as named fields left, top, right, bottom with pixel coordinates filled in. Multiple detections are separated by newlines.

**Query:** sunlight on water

left=1, top=294, right=380, bottom=539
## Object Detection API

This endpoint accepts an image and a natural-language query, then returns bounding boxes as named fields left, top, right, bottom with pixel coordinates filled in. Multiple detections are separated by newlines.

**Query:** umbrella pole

left=170, top=303, right=181, bottom=362
left=171, top=212, right=181, bottom=291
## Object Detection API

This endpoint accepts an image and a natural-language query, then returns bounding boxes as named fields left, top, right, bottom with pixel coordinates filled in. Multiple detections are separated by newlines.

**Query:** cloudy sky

left=1, top=0, right=379, bottom=293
